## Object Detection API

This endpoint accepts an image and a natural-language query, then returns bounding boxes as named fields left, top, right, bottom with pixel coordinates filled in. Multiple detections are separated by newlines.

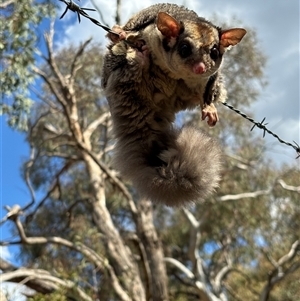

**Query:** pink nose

left=193, top=62, right=206, bottom=74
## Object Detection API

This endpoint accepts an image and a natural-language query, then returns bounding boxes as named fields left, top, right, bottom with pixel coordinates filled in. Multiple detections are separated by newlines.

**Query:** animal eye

left=210, top=46, right=219, bottom=61
left=179, top=43, right=192, bottom=58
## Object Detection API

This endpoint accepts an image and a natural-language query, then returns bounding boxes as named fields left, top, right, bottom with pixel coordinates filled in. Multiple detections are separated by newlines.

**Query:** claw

left=202, top=103, right=219, bottom=127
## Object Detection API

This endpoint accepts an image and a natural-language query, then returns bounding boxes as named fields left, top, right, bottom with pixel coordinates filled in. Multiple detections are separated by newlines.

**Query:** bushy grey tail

left=113, top=127, right=222, bottom=206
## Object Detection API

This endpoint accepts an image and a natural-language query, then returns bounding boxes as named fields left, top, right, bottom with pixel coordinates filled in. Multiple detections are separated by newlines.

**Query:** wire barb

left=59, top=0, right=143, bottom=49
left=59, top=0, right=119, bottom=36
left=222, top=102, right=300, bottom=159
left=58, top=0, right=299, bottom=160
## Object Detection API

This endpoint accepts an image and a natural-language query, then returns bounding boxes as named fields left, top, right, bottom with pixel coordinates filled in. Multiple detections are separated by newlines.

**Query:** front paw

left=107, top=25, right=127, bottom=43
left=136, top=44, right=149, bottom=66
left=126, top=43, right=149, bottom=67
left=202, top=103, right=219, bottom=127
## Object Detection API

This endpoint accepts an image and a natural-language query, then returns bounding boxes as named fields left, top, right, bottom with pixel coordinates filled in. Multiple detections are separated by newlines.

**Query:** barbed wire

left=59, top=0, right=119, bottom=37
left=222, top=102, right=300, bottom=158
left=59, top=0, right=300, bottom=159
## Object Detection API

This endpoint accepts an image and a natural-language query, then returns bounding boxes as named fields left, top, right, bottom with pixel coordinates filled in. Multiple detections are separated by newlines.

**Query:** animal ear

left=220, top=28, right=247, bottom=47
left=157, top=12, right=181, bottom=38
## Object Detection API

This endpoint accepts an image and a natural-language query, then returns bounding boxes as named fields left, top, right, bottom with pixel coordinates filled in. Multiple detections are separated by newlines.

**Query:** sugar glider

left=101, top=3, right=246, bottom=206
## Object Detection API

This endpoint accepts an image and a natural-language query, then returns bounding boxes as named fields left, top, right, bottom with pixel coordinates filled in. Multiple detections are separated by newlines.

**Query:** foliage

left=0, top=0, right=55, bottom=130
left=29, top=291, right=68, bottom=301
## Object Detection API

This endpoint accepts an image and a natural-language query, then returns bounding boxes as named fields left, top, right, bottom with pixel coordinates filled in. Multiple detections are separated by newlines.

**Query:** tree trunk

left=137, top=199, right=169, bottom=301
left=84, top=153, right=146, bottom=301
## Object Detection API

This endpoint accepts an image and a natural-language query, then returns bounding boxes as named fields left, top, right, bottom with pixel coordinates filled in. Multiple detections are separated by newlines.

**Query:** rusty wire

left=59, top=0, right=300, bottom=159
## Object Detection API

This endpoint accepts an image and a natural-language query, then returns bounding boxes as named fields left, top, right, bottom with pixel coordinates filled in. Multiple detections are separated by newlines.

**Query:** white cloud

left=55, top=0, right=299, bottom=165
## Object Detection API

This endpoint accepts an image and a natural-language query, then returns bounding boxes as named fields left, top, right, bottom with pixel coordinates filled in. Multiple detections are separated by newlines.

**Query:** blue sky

left=60, top=0, right=299, bottom=160
left=1, top=0, right=299, bottom=297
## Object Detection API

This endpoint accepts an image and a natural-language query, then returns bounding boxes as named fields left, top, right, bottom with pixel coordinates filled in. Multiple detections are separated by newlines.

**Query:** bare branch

left=264, top=250, right=279, bottom=269
left=29, top=85, right=63, bottom=112
left=219, top=177, right=300, bottom=202
left=69, top=38, right=93, bottom=87
left=21, top=147, right=37, bottom=211
left=260, top=261, right=300, bottom=301
left=44, top=25, right=68, bottom=96
left=126, top=233, right=152, bottom=297
left=76, top=142, right=138, bottom=216
left=182, top=208, right=200, bottom=229
left=32, top=66, right=67, bottom=107
left=218, top=188, right=272, bottom=202
left=0, top=258, right=16, bottom=272
left=0, top=269, right=92, bottom=301
left=278, top=240, right=299, bottom=266
left=260, top=240, right=300, bottom=301
left=182, top=209, right=200, bottom=268
left=36, top=28, right=84, bottom=145
left=164, top=258, right=212, bottom=301
left=0, top=0, right=14, bottom=8
left=90, top=0, right=110, bottom=27
left=182, top=208, right=207, bottom=285
left=0, top=205, right=22, bottom=225
left=83, top=111, right=110, bottom=143
left=115, top=0, right=121, bottom=24
left=226, top=153, right=256, bottom=170
left=25, top=159, right=76, bottom=220
left=164, top=257, right=195, bottom=280
left=4, top=214, right=133, bottom=301
left=277, top=179, right=300, bottom=193
left=213, top=265, right=233, bottom=294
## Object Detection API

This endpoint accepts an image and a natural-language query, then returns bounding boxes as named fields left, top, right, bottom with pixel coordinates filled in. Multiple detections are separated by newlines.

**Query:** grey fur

left=123, top=3, right=215, bottom=32
left=101, top=4, right=245, bottom=206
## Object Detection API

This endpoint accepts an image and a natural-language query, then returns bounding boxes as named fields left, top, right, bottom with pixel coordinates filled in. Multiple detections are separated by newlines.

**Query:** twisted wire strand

left=222, top=102, right=300, bottom=158
left=59, top=0, right=300, bottom=159
left=59, top=0, right=119, bottom=36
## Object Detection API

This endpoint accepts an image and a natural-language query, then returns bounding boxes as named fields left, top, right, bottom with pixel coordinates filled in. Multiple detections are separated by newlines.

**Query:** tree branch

left=25, top=159, right=76, bottom=221
left=0, top=268, right=92, bottom=301
left=277, top=240, right=299, bottom=266
left=126, top=233, right=152, bottom=298
left=218, top=178, right=299, bottom=202
left=69, top=38, right=93, bottom=87
left=39, top=27, right=84, bottom=144
left=3, top=212, right=133, bottom=301
left=260, top=240, right=300, bottom=301
left=226, top=153, right=256, bottom=170
left=44, top=25, right=68, bottom=98
left=22, top=146, right=37, bottom=212
left=165, top=257, right=218, bottom=301
left=213, top=265, right=233, bottom=294
left=76, top=142, right=138, bottom=217
left=218, top=188, right=272, bottom=202
left=90, top=0, right=110, bottom=27
left=115, top=0, right=121, bottom=24
left=277, top=179, right=300, bottom=193
left=182, top=208, right=207, bottom=284
left=164, top=257, right=195, bottom=280
left=0, top=0, right=14, bottom=8
left=32, top=66, right=68, bottom=107
left=83, top=111, right=110, bottom=143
